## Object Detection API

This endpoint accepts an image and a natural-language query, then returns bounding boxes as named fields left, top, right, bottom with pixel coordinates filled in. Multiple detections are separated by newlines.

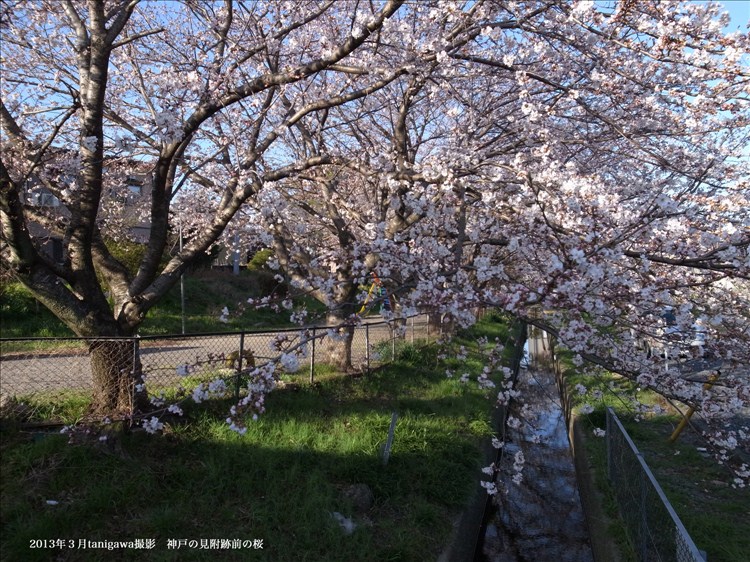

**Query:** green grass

left=0, top=270, right=324, bottom=342
left=0, top=317, right=509, bottom=562
left=566, top=366, right=750, bottom=562
left=0, top=392, right=93, bottom=425
left=137, top=269, right=304, bottom=335
left=0, top=283, right=72, bottom=339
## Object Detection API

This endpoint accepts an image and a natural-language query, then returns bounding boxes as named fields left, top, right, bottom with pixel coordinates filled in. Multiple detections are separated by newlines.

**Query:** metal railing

left=606, top=407, right=707, bottom=562
left=0, top=316, right=433, bottom=422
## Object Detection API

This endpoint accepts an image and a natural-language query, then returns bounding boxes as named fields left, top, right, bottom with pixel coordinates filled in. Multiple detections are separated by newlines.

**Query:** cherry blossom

left=1, top=0, right=748, bottom=482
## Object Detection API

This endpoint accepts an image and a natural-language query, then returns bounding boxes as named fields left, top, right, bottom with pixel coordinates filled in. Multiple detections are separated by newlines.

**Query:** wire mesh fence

left=606, top=407, right=707, bottom=562
left=0, top=316, right=433, bottom=423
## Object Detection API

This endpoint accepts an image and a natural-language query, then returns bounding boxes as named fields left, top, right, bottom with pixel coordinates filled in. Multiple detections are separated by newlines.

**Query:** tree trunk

left=441, top=315, right=456, bottom=336
left=389, top=316, right=406, bottom=341
left=427, top=309, right=457, bottom=337
left=324, top=308, right=356, bottom=371
left=428, top=310, right=444, bottom=335
left=89, top=339, right=147, bottom=416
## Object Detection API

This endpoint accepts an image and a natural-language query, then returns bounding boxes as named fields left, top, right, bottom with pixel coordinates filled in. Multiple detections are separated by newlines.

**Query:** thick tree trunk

left=428, top=310, right=444, bottom=335
left=325, top=309, right=355, bottom=371
left=89, top=339, right=148, bottom=416
left=389, top=316, right=406, bottom=341
left=426, top=309, right=457, bottom=337
left=324, top=308, right=356, bottom=371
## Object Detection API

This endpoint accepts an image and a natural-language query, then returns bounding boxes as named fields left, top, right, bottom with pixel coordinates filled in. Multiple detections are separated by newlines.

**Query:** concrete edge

left=569, top=415, right=623, bottom=562
left=437, top=405, right=506, bottom=562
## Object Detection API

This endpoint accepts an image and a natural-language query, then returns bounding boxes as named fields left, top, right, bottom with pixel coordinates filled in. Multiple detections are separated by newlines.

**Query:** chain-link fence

left=0, top=316, right=433, bottom=423
left=606, top=407, right=707, bottom=562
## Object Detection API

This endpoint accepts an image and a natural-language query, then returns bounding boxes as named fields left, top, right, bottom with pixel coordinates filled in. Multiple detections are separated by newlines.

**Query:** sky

left=716, top=0, right=749, bottom=30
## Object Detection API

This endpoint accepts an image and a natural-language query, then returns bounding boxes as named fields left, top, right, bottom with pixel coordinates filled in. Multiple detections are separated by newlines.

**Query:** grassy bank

left=0, top=269, right=316, bottom=340
left=0, top=318, right=510, bottom=561
left=566, top=368, right=750, bottom=562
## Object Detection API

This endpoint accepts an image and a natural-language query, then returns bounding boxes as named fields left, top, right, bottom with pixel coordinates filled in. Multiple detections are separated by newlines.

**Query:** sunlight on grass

left=1, top=314, right=513, bottom=561
left=0, top=392, right=92, bottom=424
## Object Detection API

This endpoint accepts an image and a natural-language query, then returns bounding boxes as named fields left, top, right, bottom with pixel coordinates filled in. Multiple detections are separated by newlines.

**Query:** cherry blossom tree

left=244, top=72, right=453, bottom=368
left=245, top=0, right=750, bottom=475
left=395, top=0, right=750, bottom=478
left=1, top=0, right=748, bottom=480
left=1, top=0, right=407, bottom=412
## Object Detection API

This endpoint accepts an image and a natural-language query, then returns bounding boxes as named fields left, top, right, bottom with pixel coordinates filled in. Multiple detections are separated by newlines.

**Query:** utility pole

left=180, top=221, right=186, bottom=335
left=233, top=232, right=240, bottom=276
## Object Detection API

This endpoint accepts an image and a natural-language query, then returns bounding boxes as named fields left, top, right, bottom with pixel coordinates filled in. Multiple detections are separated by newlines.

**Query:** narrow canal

left=478, top=330, right=593, bottom=562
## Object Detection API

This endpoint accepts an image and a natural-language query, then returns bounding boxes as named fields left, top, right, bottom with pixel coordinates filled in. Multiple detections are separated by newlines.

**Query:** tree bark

left=88, top=339, right=147, bottom=416
left=389, top=316, right=406, bottom=341
left=428, top=310, right=444, bottom=335
left=324, top=306, right=356, bottom=371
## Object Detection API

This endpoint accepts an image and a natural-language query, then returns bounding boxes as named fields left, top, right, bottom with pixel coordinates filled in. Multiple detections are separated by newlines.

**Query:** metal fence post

left=235, top=332, right=245, bottom=400
left=132, top=336, right=140, bottom=378
left=132, top=336, right=140, bottom=423
left=310, top=327, right=316, bottom=384
left=365, top=324, right=370, bottom=373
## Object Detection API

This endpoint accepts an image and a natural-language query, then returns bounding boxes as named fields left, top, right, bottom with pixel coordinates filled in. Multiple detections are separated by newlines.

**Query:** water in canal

left=479, top=331, right=593, bottom=562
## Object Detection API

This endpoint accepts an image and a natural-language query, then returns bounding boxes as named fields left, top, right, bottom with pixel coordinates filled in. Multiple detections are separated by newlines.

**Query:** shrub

left=103, top=237, right=148, bottom=276
left=247, top=248, right=274, bottom=271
